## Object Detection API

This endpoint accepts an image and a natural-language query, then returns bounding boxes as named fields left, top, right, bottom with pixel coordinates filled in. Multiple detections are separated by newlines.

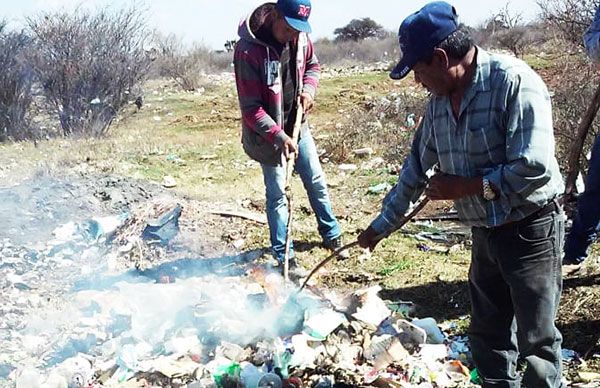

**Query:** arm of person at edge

left=584, top=5, right=600, bottom=61
left=233, top=45, right=298, bottom=159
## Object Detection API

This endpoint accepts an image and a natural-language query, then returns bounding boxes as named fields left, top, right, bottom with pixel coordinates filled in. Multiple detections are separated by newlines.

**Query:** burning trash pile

left=1, top=181, right=479, bottom=388
left=8, top=269, right=478, bottom=388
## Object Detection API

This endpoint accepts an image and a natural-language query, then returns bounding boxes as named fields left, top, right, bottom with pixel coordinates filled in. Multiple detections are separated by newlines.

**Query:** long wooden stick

left=283, top=98, right=304, bottom=283
left=565, top=82, right=600, bottom=195
left=299, top=197, right=430, bottom=291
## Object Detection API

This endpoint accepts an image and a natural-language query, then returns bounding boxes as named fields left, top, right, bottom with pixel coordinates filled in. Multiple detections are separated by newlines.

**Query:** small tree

left=334, top=18, right=386, bottom=42
left=483, top=3, right=541, bottom=57
left=0, top=22, right=34, bottom=141
left=156, top=34, right=232, bottom=91
left=27, top=6, right=152, bottom=137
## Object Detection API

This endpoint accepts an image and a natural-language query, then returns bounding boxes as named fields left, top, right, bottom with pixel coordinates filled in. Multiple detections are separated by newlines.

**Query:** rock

left=338, top=164, right=357, bottom=172
left=352, top=148, right=374, bottom=157
left=162, top=176, right=177, bottom=188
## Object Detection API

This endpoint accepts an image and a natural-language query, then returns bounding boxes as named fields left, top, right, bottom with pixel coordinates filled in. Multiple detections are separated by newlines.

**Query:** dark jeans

left=469, top=201, right=565, bottom=388
left=564, top=134, right=600, bottom=264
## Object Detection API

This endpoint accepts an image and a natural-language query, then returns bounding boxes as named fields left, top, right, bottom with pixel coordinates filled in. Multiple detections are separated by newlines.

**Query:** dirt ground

left=8, top=169, right=597, bottom=378
left=1, top=68, right=598, bottom=385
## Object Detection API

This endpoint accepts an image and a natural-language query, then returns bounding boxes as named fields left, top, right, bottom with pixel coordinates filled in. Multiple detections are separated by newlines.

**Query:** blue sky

left=3, top=0, right=542, bottom=50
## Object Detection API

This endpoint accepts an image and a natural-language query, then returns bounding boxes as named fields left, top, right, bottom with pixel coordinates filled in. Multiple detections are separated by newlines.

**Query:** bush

left=27, top=6, right=152, bottom=137
left=315, top=35, right=398, bottom=68
left=0, top=23, right=34, bottom=141
left=154, top=34, right=233, bottom=91
left=537, top=0, right=600, bottom=48
left=471, top=3, right=551, bottom=57
left=321, top=90, right=428, bottom=163
left=491, top=24, right=547, bottom=57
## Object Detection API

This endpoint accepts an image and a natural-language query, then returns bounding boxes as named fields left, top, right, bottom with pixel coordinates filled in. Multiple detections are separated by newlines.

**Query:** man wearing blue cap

left=358, top=2, right=565, bottom=387
left=234, top=0, right=344, bottom=272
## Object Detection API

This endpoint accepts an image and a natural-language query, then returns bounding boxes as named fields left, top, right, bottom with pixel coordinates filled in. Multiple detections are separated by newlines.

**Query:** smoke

left=1, top=176, right=313, bottom=385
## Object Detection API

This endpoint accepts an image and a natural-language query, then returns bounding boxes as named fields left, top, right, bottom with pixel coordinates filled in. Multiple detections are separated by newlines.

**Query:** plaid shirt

left=371, top=48, right=564, bottom=235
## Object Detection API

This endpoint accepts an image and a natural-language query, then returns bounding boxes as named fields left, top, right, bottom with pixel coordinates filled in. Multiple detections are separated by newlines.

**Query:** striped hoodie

left=234, top=3, right=320, bottom=166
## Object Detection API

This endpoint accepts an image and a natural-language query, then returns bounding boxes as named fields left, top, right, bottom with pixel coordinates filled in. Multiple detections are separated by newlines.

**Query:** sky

left=2, top=0, right=543, bottom=50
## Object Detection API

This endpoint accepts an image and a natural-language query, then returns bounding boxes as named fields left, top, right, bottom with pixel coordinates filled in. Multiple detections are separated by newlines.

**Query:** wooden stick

left=209, top=210, right=267, bottom=224
left=283, top=97, right=304, bottom=283
left=565, top=81, right=600, bottom=195
left=298, top=197, right=430, bottom=292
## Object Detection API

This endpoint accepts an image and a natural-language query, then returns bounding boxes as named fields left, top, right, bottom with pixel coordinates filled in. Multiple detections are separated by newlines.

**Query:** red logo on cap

left=298, top=5, right=311, bottom=18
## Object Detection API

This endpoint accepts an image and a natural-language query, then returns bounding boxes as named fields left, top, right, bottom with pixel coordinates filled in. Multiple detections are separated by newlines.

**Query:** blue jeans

left=261, top=130, right=341, bottom=262
left=469, top=201, right=564, bottom=388
left=564, top=134, right=600, bottom=264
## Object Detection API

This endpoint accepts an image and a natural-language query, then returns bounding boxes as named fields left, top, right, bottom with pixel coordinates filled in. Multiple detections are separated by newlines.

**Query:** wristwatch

left=482, top=178, right=497, bottom=201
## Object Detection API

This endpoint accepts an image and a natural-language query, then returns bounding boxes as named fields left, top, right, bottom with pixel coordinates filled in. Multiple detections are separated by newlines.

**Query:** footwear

left=323, top=237, right=350, bottom=259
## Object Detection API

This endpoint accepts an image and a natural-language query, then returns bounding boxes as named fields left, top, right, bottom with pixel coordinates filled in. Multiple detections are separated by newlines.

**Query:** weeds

left=378, top=259, right=416, bottom=276
left=321, top=88, right=428, bottom=164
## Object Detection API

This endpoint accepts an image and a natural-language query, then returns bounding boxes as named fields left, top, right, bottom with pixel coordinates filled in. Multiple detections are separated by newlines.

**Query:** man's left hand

left=426, top=174, right=482, bottom=200
left=300, top=92, right=314, bottom=113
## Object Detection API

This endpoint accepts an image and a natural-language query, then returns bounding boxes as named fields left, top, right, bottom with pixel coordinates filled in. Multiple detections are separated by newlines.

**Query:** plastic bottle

left=240, top=364, right=282, bottom=388
left=412, top=317, right=445, bottom=344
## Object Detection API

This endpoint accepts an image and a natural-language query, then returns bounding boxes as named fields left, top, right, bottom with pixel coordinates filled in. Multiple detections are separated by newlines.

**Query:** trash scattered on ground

left=368, top=182, right=393, bottom=195
left=563, top=348, right=582, bottom=363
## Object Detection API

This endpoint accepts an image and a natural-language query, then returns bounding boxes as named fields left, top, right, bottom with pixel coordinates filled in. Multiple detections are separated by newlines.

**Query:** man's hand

left=426, top=174, right=482, bottom=200
left=282, top=137, right=298, bottom=160
left=357, top=226, right=384, bottom=251
left=300, top=92, right=314, bottom=114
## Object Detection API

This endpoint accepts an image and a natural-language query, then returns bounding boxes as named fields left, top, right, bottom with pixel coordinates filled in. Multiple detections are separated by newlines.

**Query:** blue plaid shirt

left=371, top=48, right=564, bottom=235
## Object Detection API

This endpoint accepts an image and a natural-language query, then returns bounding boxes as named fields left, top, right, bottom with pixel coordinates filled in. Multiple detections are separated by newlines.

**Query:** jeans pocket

left=517, top=214, right=554, bottom=243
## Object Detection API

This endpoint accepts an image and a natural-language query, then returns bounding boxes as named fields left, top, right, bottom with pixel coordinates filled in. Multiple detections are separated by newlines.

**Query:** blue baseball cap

left=276, top=0, right=312, bottom=33
left=390, top=1, right=459, bottom=80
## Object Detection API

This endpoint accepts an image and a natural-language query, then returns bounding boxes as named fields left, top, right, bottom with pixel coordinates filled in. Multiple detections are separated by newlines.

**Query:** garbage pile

left=1, top=184, right=482, bottom=387
left=6, top=256, right=480, bottom=388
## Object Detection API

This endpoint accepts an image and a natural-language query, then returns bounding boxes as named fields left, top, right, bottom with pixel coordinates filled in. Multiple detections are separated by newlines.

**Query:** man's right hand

left=357, top=226, right=383, bottom=251
left=283, top=137, right=298, bottom=159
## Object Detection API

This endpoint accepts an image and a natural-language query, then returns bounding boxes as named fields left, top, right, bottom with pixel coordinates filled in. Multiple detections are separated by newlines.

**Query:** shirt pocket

left=466, top=126, right=505, bottom=168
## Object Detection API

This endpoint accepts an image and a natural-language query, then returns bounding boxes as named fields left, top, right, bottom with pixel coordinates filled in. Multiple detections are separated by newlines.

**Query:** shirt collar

left=472, top=46, right=491, bottom=92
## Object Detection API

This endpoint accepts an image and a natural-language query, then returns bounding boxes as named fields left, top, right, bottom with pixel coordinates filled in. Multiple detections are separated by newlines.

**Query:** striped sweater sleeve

left=234, top=45, right=287, bottom=146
